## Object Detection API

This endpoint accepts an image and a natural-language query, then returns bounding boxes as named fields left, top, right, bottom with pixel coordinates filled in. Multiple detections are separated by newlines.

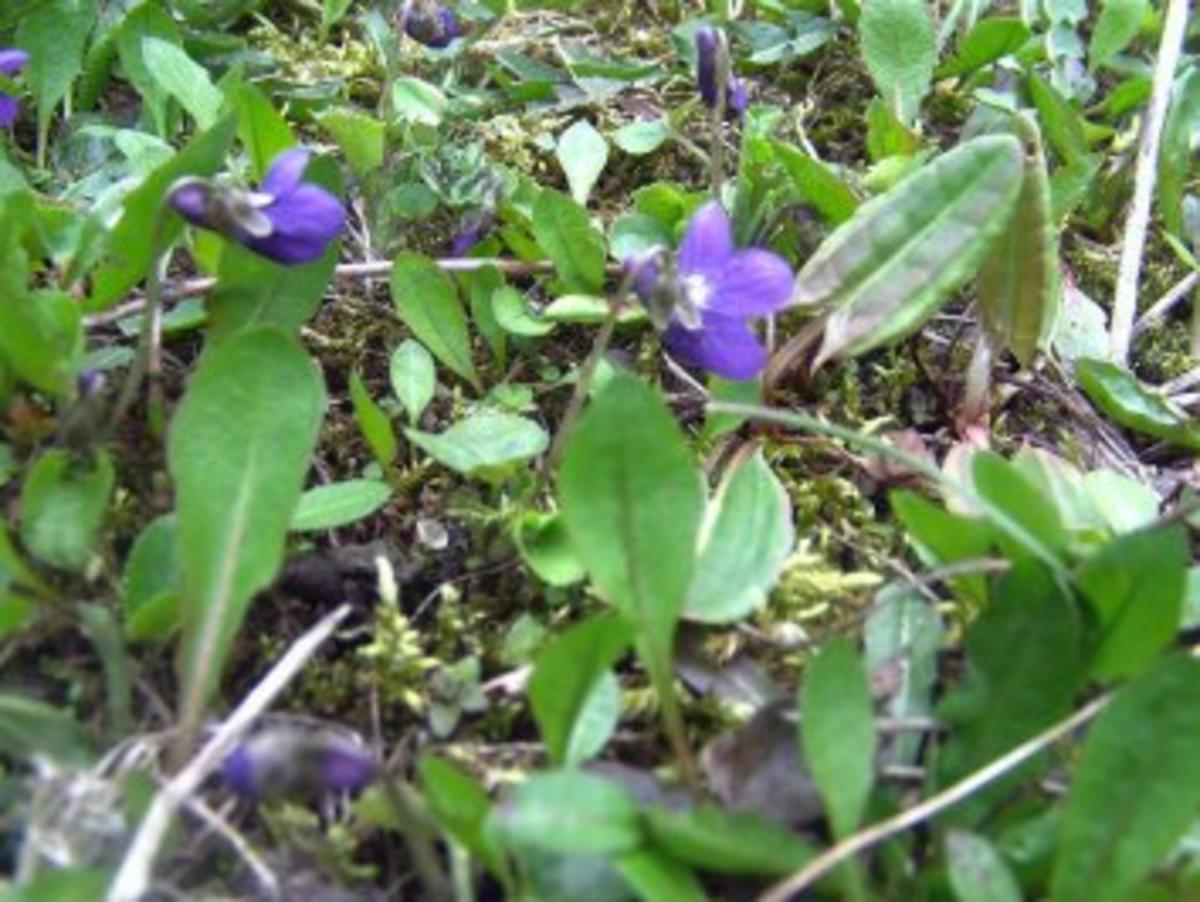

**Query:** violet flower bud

left=221, top=725, right=377, bottom=800
left=694, top=26, right=746, bottom=121
left=403, top=1, right=459, bottom=49
left=0, top=49, right=30, bottom=128
left=168, top=148, right=344, bottom=265
left=449, top=206, right=495, bottom=257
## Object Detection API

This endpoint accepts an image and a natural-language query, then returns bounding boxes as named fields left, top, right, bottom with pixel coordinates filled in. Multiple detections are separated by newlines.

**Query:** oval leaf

left=487, top=770, right=641, bottom=855
left=21, top=448, right=114, bottom=573
left=390, top=253, right=479, bottom=388
left=405, top=410, right=548, bottom=476
left=390, top=339, right=436, bottom=423
left=859, top=0, right=936, bottom=124
left=291, top=480, right=393, bottom=532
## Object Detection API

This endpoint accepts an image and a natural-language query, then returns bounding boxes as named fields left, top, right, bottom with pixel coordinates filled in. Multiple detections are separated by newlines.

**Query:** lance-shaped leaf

left=978, top=114, right=1061, bottom=367
left=797, top=134, right=1024, bottom=367
left=170, top=328, right=325, bottom=732
left=390, top=253, right=479, bottom=389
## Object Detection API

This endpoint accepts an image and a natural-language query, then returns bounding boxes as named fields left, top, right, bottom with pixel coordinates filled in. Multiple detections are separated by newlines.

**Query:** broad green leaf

left=391, top=76, right=446, bottom=126
left=971, top=451, right=1069, bottom=564
left=937, top=562, right=1082, bottom=820
left=350, top=372, right=398, bottom=468
left=20, top=449, right=114, bottom=572
left=892, top=490, right=992, bottom=604
left=865, top=99, right=921, bottom=161
left=946, top=830, right=1023, bottom=902
left=0, top=286, right=82, bottom=398
left=122, top=514, right=181, bottom=642
left=1076, top=357, right=1200, bottom=450
left=514, top=511, right=586, bottom=587
left=390, top=253, right=479, bottom=388
left=0, top=868, right=109, bottom=902
left=528, top=612, right=631, bottom=766
left=389, top=339, right=436, bottom=423
left=319, top=108, right=386, bottom=178
left=1077, top=525, right=1187, bottom=681
left=531, top=189, right=607, bottom=294
left=0, top=694, right=90, bottom=764
left=232, top=83, right=295, bottom=181
left=610, top=213, right=672, bottom=261
left=774, top=142, right=858, bottom=225
left=643, top=805, right=815, bottom=876
left=487, top=770, right=641, bottom=855
left=418, top=754, right=501, bottom=873
left=800, top=638, right=877, bottom=837
left=493, top=286, right=555, bottom=337
left=565, top=672, right=621, bottom=765
left=558, top=375, right=704, bottom=687
left=1158, top=69, right=1200, bottom=236
left=141, top=37, right=224, bottom=129
left=1051, top=656, right=1200, bottom=902
left=170, top=328, right=325, bottom=728
left=685, top=451, right=794, bottom=624
left=90, top=115, right=238, bottom=309
left=291, top=480, right=393, bottom=532
left=557, top=120, right=609, bottom=206
left=938, top=18, right=1032, bottom=79
left=859, top=0, right=936, bottom=123
left=115, top=2, right=181, bottom=135
left=16, top=0, right=96, bottom=160
left=798, top=135, right=1023, bottom=366
left=613, top=118, right=672, bottom=155
left=406, top=411, right=548, bottom=476
left=1088, top=0, right=1148, bottom=71
left=615, top=849, right=707, bottom=902
left=978, top=113, right=1060, bottom=366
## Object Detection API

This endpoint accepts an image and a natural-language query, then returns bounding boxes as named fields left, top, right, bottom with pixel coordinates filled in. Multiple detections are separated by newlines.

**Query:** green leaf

left=1077, top=525, right=1188, bottom=681
left=514, top=511, right=586, bottom=587
left=936, top=562, right=1083, bottom=818
left=320, top=0, right=354, bottom=38
left=529, top=612, right=631, bottom=766
left=800, top=638, right=877, bottom=837
left=77, top=602, right=133, bottom=739
left=858, top=0, right=936, bottom=123
left=685, top=451, right=794, bottom=624
left=291, top=480, right=393, bottom=532
left=532, top=189, right=607, bottom=294
left=613, top=118, right=672, bottom=156
left=391, top=76, right=446, bottom=126
left=141, top=37, right=224, bottom=130
left=232, top=83, right=295, bottom=181
left=0, top=285, right=82, bottom=398
left=169, top=328, right=325, bottom=728
left=971, top=451, right=1068, bottom=564
left=90, top=115, right=238, bottom=309
left=1088, top=0, right=1148, bottom=71
left=799, top=135, right=1024, bottom=365
left=0, top=693, right=90, bottom=764
left=774, top=142, right=859, bottom=225
left=16, top=0, right=96, bottom=159
left=115, top=2, right=181, bottom=135
left=978, top=113, right=1060, bottom=367
left=389, top=339, right=436, bottom=423
left=1028, top=73, right=1088, bottom=166
left=643, top=805, right=815, bottom=876
left=938, top=18, right=1032, bottom=79
left=892, top=489, right=992, bottom=604
left=615, top=849, right=707, bottom=902
left=558, top=374, right=704, bottom=688
left=1158, top=69, right=1200, bottom=236
left=319, top=108, right=386, bottom=178
left=1051, top=656, right=1200, bottom=902
left=557, top=120, right=609, bottom=206
left=122, top=514, right=181, bottom=642
left=350, top=372, right=398, bottom=468
left=945, top=830, right=1023, bottom=902
left=865, top=99, right=922, bottom=161
left=418, top=754, right=501, bottom=873
left=390, top=253, right=479, bottom=388
left=406, top=411, right=548, bottom=476
left=1076, top=357, right=1200, bottom=450
left=493, top=285, right=555, bottom=337
left=20, top=449, right=113, bottom=572
left=0, top=868, right=109, bottom=902
left=487, top=770, right=641, bottom=855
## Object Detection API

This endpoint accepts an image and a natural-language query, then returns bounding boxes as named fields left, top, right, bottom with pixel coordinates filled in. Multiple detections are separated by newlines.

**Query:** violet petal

left=221, top=745, right=258, bottom=797
left=694, top=26, right=719, bottom=108
left=249, top=184, right=345, bottom=264
left=0, top=94, right=18, bottom=129
left=0, top=49, right=29, bottom=77
left=678, top=201, right=733, bottom=279
left=260, top=148, right=312, bottom=198
left=710, top=249, right=795, bottom=317
left=167, top=181, right=215, bottom=229
left=664, top=313, right=767, bottom=381
left=322, top=746, right=377, bottom=793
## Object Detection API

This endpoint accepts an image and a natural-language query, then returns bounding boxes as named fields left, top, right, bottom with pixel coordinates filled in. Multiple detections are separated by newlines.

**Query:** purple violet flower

left=632, top=201, right=794, bottom=381
left=449, top=206, right=495, bottom=257
left=168, top=148, right=345, bottom=265
left=694, top=27, right=747, bottom=120
left=221, top=726, right=377, bottom=799
left=402, top=1, right=459, bottom=49
left=0, top=49, right=30, bottom=128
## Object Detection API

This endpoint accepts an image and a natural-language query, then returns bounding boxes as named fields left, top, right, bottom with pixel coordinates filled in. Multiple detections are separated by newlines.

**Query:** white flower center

left=224, top=189, right=275, bottom=239
left=676, top=273, right=712, bottom=330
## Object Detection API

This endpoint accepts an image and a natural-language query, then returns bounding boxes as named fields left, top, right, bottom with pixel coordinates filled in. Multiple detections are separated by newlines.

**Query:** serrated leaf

left=558, top=375, right=704, bottom=688
left=406, top=411, right=547, bottom=476
left=1076, top=357, right=1200, bottom=450
left=389, top=339, right=436, bottom=423
left=528, top=612, right=630, bottom=766
left=978, top=114, right=1060, bottom=366
left=291, top=480, right=393, bottom=532
left=798, top=135, right=1024, bottom=365
left=685, top=451, right=794, bottom=624
left=170, top=328, right=325, bottom=731
left=1051, top=656, right=1200, bottom=902
left=532, top=189, right=607, bottom=294
left=859, top=0, right=936, bottom=124
left=390, top=253, right=479, bottom=389
left=557, top=119, right=609, bottom=206
left=1088, top=0, right=1148, bottom=71
left=800, top=638, right=877, bottom=837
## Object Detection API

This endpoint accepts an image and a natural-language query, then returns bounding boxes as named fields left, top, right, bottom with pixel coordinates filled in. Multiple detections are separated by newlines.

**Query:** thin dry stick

left=1132, top=271, right=1200, bottom=339
left=107, top=604, right=351, bottom=902
left=1109, top=0, right=1190, bottom=363
left=757, top=693, right=1111, bottom=902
